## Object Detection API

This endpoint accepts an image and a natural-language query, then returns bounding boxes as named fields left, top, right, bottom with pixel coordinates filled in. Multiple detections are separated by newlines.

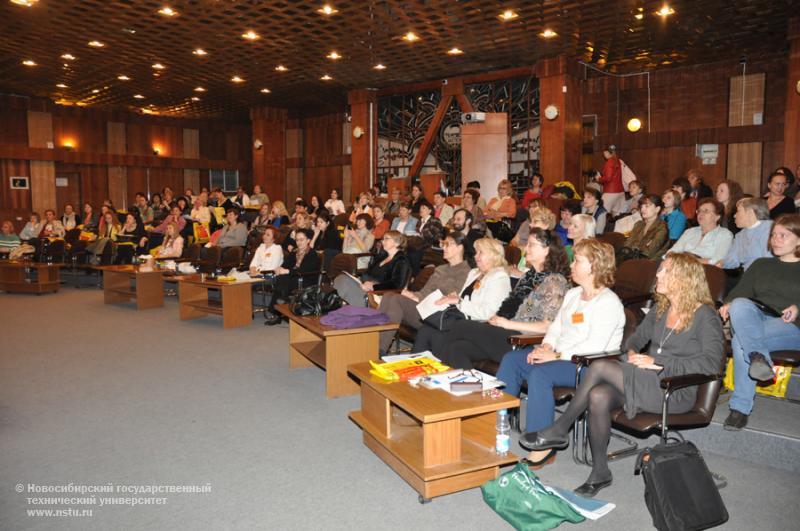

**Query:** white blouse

left=250, top=243, right=283, bottom=272
left=456, top=267, right=512, bottom=321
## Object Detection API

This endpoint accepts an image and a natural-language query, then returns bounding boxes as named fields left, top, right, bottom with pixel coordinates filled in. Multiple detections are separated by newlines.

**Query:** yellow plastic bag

left=723, top=358, right=793, bottom=398
left=193, top=222, right=210, bottom=244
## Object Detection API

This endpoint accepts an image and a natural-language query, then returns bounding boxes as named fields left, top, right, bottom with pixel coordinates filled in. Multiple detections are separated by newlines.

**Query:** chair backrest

left=333, top=213, right=350, bottom=230
left=597, top=232, right=627, bottom=254
left=409, top=265, right=436, bottom=292
left=220, top=246, right=244, bottom=269
left=613, top=258, right=658, bottom=301
left=327, top=253, right=357, bottom=281
left=703, top=264, right=726, bottom=307
left=420, top=247, right=446, bottom=268
left=504, top=244, right=522, bottom=267
left=183, top=242, right=201, bottom=262
left=64, top=228, right=81, bottom=243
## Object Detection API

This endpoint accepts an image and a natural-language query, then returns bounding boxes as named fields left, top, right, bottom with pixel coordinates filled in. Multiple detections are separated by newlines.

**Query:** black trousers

left=414, top=319, right=515, bottom=370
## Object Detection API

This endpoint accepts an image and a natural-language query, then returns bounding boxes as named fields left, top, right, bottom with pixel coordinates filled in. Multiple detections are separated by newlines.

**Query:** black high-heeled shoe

left=518, top=431, right=569, bottom=452
left=573, top=477, right=613, bottom=498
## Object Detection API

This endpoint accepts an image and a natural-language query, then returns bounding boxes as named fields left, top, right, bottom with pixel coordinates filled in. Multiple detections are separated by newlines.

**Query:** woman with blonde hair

left=269, top=200, right=290, bottom=228
left=485, top=178, right=517, bottom=220
left=155, top=222, right=184, bottom=259
left=522, top=252, right=724, bottom=497
left=412, top=237, right=512, bottom=353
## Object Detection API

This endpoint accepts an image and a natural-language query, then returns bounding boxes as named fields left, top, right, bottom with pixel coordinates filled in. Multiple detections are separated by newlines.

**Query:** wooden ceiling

left=0, top=0, right=792, bottom=119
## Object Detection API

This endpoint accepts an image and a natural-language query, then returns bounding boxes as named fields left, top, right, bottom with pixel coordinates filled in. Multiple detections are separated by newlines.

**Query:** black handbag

left=423, top=306, right=466, bottom=331
left=635, top=441, right=728, bottom=531
left=290, top=285, right=343, bottom=317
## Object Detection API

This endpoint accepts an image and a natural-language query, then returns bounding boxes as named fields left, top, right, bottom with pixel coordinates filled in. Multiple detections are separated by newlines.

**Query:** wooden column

left=348, top=89, right=378, bottom=197
left=535, top=56, right=582, bottom=189
left=107, top=121, right=128, bottom=209
left=182, top=128, right=201, bottom=195
left=251, top=107, right=288, bottom=201
left=784, top=18, right=800, bottom=171
left=27, top=111, right=56, bottom=214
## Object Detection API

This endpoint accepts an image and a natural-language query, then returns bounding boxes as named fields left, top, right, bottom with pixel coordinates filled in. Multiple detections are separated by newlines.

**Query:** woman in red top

left=521, top=173, right=546, bottom=209
left=597, top=145, right=625, bottom=215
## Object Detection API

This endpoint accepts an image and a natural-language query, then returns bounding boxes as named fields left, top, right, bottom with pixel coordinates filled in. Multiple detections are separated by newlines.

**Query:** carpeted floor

left=1, top=287, right=796, bottom=530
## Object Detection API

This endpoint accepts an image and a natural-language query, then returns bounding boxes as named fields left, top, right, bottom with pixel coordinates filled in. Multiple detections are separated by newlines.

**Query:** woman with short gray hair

left=719, top=197, right=773, bottom=271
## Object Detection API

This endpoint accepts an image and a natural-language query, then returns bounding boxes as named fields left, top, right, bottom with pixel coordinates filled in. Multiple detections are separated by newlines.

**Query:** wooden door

left=55, top=172, right=81, bottom=213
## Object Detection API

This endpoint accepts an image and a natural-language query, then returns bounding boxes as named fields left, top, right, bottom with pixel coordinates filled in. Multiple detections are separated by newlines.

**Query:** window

left=210, top=169, right=239, bottom=192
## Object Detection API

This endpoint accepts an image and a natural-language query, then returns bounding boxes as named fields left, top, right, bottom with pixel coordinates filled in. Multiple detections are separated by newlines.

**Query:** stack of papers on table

left=418, top=369, right=504, bottom=397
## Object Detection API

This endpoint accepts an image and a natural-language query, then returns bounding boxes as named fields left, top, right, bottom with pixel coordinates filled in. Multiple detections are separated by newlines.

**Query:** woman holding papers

left=520, top=253, right=724, bottom=497
left=412, top=237, right=511, bottom=354
left=434, top=228, right=570, bottom=369
left=496, top=240, right=625, bottom=470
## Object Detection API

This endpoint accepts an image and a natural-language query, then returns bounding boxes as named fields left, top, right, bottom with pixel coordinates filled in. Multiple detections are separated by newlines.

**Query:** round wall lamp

left=352, top=126, right=365, bottom=139
left=543, top=104, right=559, bottom=120
left=627, top=118, right=643, bottom=132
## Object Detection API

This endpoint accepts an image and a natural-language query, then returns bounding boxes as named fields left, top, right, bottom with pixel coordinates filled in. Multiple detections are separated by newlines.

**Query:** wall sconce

left=62, top=140, right=75, bottom=150
left=627, top=118, right=643, bottom=132
left=152, top=146, right=161, bottom=156
left=253, top=139, right=263, bottom=150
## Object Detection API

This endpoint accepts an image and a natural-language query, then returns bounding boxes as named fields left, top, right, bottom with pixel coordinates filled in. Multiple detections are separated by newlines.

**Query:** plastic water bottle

left=496, top=409, right=510, bottom=456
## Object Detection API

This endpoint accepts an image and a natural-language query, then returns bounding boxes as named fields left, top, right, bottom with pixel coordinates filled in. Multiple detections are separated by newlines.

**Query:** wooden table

left=348, top=362, right=519, bottom=502
left=275, top=304, right=399, bottom=398
left=0, top=261, right=60, bottom=294
left=98, top=265, right=165, bottom=310
left=177, top=276, right=254, bottom=328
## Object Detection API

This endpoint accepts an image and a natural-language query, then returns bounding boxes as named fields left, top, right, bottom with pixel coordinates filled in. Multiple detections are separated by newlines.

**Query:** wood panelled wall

left=583, top=55, right=787, bottom=196
left=0, top=95, right=250, bottom=228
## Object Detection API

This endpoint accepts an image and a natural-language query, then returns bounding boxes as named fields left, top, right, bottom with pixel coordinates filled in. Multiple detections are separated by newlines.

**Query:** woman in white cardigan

left=412, top=237, right=512, bottom=353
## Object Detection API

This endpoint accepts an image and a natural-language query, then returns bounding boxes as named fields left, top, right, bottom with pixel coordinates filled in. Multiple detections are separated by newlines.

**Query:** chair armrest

left=570, top=350, right=623, bottom=366
left=507, top=334, right=545, bottom=347
left=659, top=373, right=720, bottom=392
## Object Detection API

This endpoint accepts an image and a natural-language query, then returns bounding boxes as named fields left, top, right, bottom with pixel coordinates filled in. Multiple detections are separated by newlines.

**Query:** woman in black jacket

left=265, top=228, right=322, bottom=325
left=311, top=210, right=343, bottom=269
left=333, top=230, right=411, bottom=307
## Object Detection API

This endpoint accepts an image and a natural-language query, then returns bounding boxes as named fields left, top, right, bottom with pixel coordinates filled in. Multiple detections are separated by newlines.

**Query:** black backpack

left=635, top=441, right=728, bottom=531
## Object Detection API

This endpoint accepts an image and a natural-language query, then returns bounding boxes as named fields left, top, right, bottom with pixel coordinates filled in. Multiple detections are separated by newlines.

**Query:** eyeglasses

left=771, top=231, right=793, bottom=241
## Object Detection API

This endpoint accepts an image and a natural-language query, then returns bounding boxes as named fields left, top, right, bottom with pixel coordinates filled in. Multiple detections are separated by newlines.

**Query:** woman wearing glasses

left=720, top=214, right=800, bottom=430
left=667, top=198, right=733, bottom=264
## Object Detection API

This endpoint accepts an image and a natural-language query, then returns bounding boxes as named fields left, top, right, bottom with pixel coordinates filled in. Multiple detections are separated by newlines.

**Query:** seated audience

left=251, top=203, right=272, bottom=230
left=409, top=184, right=427, bottom=216
left=412, top=237, right=512, bottom=354
left=672, top=177, right=696, bottom=221
left=291, top=199, right=310, bottom=225
left=618, top=194, right=669, bottom=261
left=565, top=213, right=596, bottom=261
left=385, top=188, right=403, bottom=217
left=232, top=186, right=250, bottom=207
left=190, top=198, right=211, bottom=224
left=437, top=228, right=570, bottom=369
left=312, top=210, right=344, bottom=268
left=86, top=211, right=120, bottom=263
left=521, top=173, right=545, bottom=209
left=667, top=198, right=733, bottom=264
left=687, top=169, right=713, bottom=200
left=307, top=195, right=323, bottom=217
left=155, top=222, right=184, bottom=259
left=249, top=226, right=283, bottom=274
left=343, top=213, right=375, bottom=269
left=81, top=203, right=99, bottom=232
left=496, top=239, right=625, bottom=468
left=450, top=208, right=483, bottom=252
left=715, top=179, right=744, bottom=234
left=582, top=188, right=607, bottom=235
left=38, top=209, right=65, bottom=239
left=485, top=179, right=517, bottom=220
left=377, top=231, right=473, bottom=353
left=265, top=228, right=322, bottom=325
left=134, top=193, right=155, bottom=225
left=61, top=203, right=79, bottom=231
left=269, top=201, right=291, bottom=228
left=765, top=171, right=796, bottom=219
left=333, top=230, right=411, bottom=307
left=250, top=185, right=269, bottom=207
left=325, top=188, right=346, bottom=216
left=416, top=202, right=434, bottom=234
left=720, top=214, right=800, bottom=430
left=349, top=193, right=373, bottom=224
left=521, top=252, right=723, bottom=495
left=511, top=205, right=557, bottom=250
left=212, top=209, right=248, bottom=248
left=153, top=206, right=187, bottom=234
left=661, top=189, right=687, bottom=241
left=0, top=220, right=21, bottom=254
left=719, top=198, right=773, bottom=270
left=284, top=212, right=313, bottom=252
left=555, top=200, right=582, bottom=247
left=466, top=180, right=488, bottom=209
left=371, top=204, right=390, bottom=241
left=432, top=191, right=454, bottom=226
left=619, top=180, right=644, bottom=215
left=150, top=193, right=169, bottom=218
left=460, top=188, right=486, bottom=231
left=390, top=202, right=418, bottom=235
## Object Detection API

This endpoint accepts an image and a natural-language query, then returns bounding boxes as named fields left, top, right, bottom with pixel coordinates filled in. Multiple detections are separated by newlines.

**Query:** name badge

left=572, top=312, right=584, bottom=324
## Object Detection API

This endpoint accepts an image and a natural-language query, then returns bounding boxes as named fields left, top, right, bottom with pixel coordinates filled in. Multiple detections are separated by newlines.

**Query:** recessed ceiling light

left=499, top=10, right=518, bottom=21
left=192, top=48, right=207, bottom=56
left=92, top=89, right=100, bottom=94
left=60, top=53, right=76, bottom=60
left=275, top=65, right=288, bottom=72
left=403, top=31, right=419, bottom=42
left=134, top=94, right=145, bottom=99
left=117, top=75, right=130, bottom=81
left=260, top=88, right=271, bottom=93
left=539, top=28, right=557, bottom=38
left=373, top=63, right=386, bottom=70
left=241, top=30, right=260, bottom=41
left=447, top=47, right=463, bottom=55
left=655, top=5, right=675, bottom=17
left=158, top=6, right=178, bottom=17
left=326, top=51, right=342, bottom=60
left=320, top=74, right=333, bottom=81
left=56, top=83, right=68, bottom=88
left=191, top=96, right=200, bottom=101
left=11, top=0, right=38, bottom=6
left=88, top=40, right=105, bottom=48
left=634, top=12, right=644, bottom=20
left=152, top=63, right=165, bottom=70
left=231, top=75, right=244, bottom=83
left=122, top=27, right=136, bottom=34
left=22, top=59, right=37, bottom=66
left=317, top=4, right=338, bottom=15
left=194, top=86, right=206, bottom=92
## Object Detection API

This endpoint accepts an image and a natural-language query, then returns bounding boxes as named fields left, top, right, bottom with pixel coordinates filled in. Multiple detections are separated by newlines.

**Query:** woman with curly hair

left=522, top=252, right=724, bottom=497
